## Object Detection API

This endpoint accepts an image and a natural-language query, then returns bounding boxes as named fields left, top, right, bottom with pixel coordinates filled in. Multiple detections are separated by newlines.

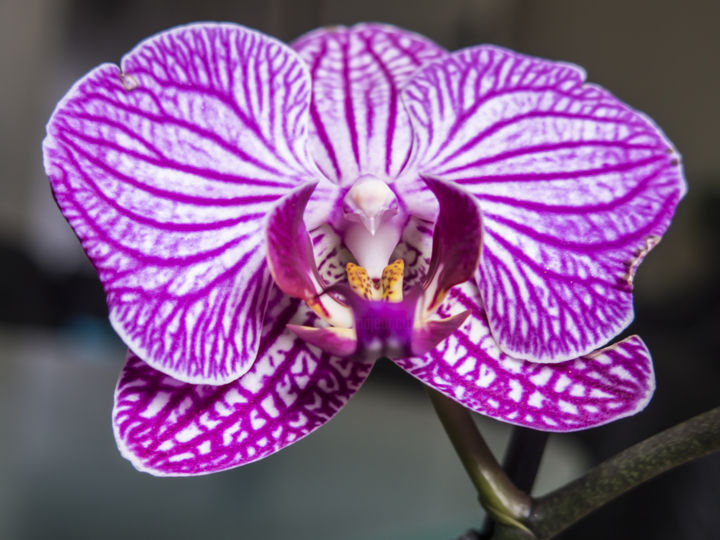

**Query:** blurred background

left=1, top=0, right=718, bottom=539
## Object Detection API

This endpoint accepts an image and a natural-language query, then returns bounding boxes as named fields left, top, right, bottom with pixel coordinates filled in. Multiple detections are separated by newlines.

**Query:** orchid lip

left=279, top=176, right=485, bottom=361
left=323, top=282, right=419, bottom=360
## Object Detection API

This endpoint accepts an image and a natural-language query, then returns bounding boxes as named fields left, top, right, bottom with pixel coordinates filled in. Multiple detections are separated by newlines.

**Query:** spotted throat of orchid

left=42, top=22, right=686, bottom=476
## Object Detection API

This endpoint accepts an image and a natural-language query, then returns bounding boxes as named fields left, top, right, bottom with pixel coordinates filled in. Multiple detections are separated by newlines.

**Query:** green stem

left=527, top=405, right=720, bottom=539
left=432, top=385, right=720, bottom=540
left=482, top=427, right=549, bottom=538
left=428, top=388, right=532, bottom=530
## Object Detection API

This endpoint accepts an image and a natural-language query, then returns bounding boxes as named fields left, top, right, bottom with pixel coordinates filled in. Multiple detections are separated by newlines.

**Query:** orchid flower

left=43, top=22, right=686, bottom=476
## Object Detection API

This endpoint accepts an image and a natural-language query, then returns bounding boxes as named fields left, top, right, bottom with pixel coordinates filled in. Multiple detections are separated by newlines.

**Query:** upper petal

left=43, top=23, right=318, bottom=384
left=395, top=283, right=656, bottom=431
left=404, top=45, right=686, bottom=362
left=113, top=287, right=372, bottom=476
left=292, top=23, right=446, bottom=184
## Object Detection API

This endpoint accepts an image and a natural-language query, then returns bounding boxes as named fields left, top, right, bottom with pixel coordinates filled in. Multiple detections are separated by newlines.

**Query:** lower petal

left=394, top=283, right=655, bottom=431
left=113, top=288, right=372, bottom=476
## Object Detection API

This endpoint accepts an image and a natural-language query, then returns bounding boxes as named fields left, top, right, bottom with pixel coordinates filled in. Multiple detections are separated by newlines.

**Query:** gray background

left=1, top=1, right=718, bottom=539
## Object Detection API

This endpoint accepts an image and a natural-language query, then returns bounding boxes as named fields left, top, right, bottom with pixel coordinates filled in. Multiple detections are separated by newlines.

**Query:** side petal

left=404, top=45, right=686, bottom=362
left=266, top=184, right=321, bottom=301
left=292, top=23, right=446, bottom=184
left=43, top=23, right=317, bottom=384
left=266, top=183, right=352, bottom=328
left=421, top=176, right=483, bottom=313
left=395, top=284, right=655, bottom=431
left=113, top=288, right=372, bottom=476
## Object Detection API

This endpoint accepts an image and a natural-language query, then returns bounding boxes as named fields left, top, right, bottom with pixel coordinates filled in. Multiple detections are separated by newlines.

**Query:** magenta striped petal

left=404, top=45, right=687, bottom=362
left=395, top=284, right=655, bottom=431
left=43, top=23, right=318, bottom=384
left=292, top=23, right=446, bottom=184
left=113, top=288, right=372, bottom=476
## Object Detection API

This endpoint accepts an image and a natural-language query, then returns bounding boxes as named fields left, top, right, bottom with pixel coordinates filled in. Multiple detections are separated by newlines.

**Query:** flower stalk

left=479, top=426, right=550, bottom=538
left=427, top=388, right=532, bottom=531
left=441, top=404, right=720, bottom=540
left=526, top=405, right=720, bottom=539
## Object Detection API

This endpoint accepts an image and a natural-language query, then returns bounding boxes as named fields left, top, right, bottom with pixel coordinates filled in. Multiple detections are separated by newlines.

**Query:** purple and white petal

left=404, top=45, right=686, bottom=362
left=395, top=283, right=655, bottom=431
left=43, top=23, right=317, bottom=384
left=292, top=23, right=446, bottom=184
left=113, top=288, right=372, bottom=476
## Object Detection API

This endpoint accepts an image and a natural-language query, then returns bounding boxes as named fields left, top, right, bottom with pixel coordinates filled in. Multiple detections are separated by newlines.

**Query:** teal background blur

left=1, top=1, right=718, bottom=539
